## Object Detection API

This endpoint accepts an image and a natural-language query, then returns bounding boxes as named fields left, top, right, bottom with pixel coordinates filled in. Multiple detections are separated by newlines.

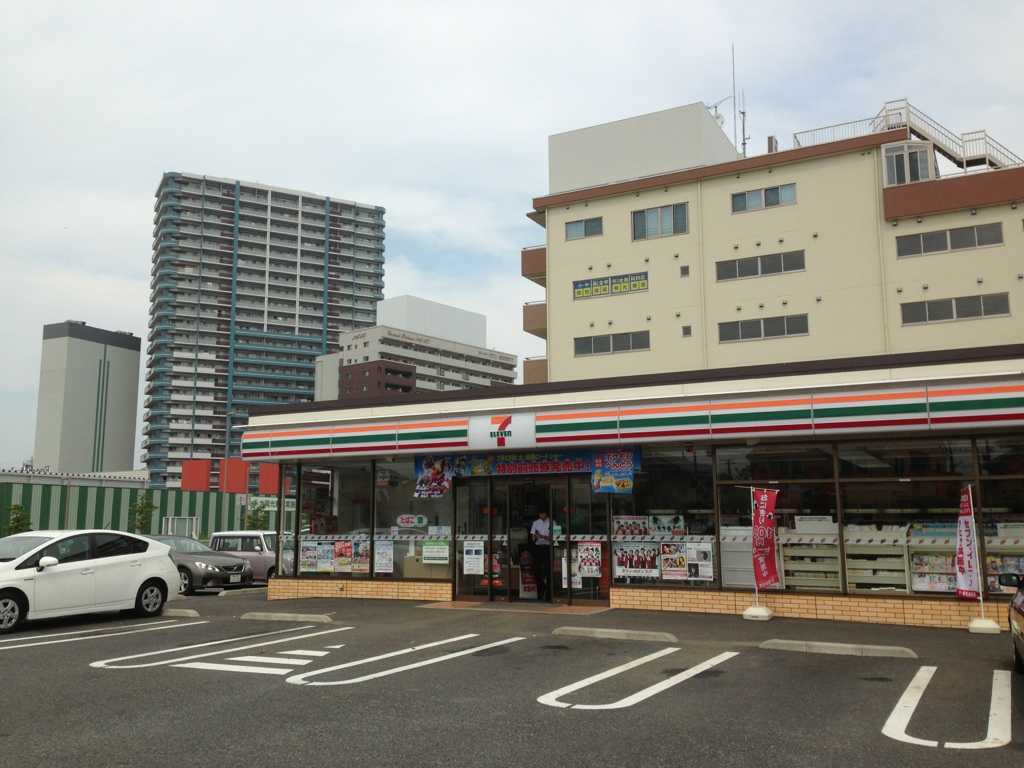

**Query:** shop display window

left=612, top=448, right=718, bottom=588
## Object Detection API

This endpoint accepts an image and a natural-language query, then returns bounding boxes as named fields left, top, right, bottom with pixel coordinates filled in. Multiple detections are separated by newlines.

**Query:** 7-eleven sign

left=468, top=413, right=537, bottom=450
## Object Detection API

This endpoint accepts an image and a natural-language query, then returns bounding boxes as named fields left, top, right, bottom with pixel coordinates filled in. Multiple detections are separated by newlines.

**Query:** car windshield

left=0, top=535, right=55, bottom=562
left=155, top=536, right=213, bottom=554
left=263, top=534, right=277, bottom=551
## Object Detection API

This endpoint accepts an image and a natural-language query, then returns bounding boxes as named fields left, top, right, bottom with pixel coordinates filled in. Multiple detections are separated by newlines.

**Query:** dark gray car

left=150, top=535, right=254, bottom=595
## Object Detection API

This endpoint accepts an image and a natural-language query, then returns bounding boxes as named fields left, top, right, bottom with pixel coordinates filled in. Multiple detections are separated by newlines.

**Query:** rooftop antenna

left=706, top=95, right=731, bottom=129
left=732, top=44, right=737, bottom=148
left=739, top=89, right=750, bottom=158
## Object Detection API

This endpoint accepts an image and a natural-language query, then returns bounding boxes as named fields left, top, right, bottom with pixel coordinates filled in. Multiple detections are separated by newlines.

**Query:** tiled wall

left=267, top=578, right=1009, bottom=630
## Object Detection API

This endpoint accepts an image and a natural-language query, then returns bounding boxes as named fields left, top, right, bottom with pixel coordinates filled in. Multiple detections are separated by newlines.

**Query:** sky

left=1, top=1, right=1022, bottom=470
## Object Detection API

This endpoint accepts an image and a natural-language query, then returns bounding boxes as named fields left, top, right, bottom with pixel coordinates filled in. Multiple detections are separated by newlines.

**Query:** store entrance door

left=454, top=476, right=610, bottom=605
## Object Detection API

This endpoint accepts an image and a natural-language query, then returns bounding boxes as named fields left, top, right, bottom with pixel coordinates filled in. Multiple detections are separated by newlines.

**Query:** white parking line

left=176, top=662, right=294, bottom=675
left=224, top=655, right=315, bottom=665
left=882, top=666, right=1012, bottom=749
left=1, top=621, right=208, bottom=650
left=538, top=649, right=739, bottom=709
left=287, top=634, right=525, bottom=687
left=91, top=626, right=353, bottom=669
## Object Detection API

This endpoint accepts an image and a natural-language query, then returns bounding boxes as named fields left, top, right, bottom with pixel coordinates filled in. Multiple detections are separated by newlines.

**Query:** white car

left=0, top=529, right=179, bottom=634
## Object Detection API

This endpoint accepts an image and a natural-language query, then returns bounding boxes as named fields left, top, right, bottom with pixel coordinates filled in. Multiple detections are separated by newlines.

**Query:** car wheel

left=266, top=567, right=275, bottom=581
left=134, top=580, right=166, bottom=618
left=1014, top=640, right=1024, bottom=674
left=178, top=568, right=194, bottom=596
left=0, top=592, right=25, bottom=634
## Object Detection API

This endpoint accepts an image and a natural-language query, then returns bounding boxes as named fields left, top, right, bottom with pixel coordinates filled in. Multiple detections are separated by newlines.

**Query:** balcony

left=521, top=245, right=546, bottom=287
left=522, top=301, right=547, bottom=340
left=523, top=357, right=549, bottom=385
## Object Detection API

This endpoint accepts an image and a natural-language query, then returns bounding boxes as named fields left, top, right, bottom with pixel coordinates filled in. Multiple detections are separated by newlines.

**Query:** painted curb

left=164, top=608, right=200, bottom=618
left=553, top=626, right=679, bottom=643
left=240, top=611, right=333, bottom=624
left=760, top=638, right=917, bottom=658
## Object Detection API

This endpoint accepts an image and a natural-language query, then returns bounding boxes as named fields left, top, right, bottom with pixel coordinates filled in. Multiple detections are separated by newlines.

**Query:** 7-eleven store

left=240, top=363, right=1023, bottom=629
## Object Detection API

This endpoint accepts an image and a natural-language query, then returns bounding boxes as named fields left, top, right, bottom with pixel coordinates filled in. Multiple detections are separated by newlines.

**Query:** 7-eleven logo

left=489, top=415, right=512, bottom=446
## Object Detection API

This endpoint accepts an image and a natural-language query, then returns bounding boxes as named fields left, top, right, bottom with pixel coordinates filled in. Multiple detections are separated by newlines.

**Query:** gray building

left=146, top=173, right=385, bottom=488
left=34, top=321, right=141, bottom=473
left=315, top=296, right=517, bottom=400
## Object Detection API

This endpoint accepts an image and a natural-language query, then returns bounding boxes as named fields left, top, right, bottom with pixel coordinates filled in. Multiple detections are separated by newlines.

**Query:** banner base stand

left=967, top=617, right=1000, bottom=634
left=743, top=605, right=773, bottom=621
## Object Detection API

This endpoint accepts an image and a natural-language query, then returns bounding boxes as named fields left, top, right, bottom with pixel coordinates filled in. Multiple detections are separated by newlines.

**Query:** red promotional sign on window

left=751, top=488, right=781, bottom=590
left=955, top=487, right=981, bottom=600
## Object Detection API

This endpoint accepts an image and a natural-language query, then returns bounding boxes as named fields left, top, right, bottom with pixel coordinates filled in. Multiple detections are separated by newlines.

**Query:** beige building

left=241, top=100, right=1023, bottom=629
left=523, top=100, right=1022, bottom=383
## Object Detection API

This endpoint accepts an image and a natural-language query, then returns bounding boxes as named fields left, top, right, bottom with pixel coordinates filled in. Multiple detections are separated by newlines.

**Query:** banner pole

left=962, top=484, right=999, bottom=634
left=971, top=505, right=986, bottom=621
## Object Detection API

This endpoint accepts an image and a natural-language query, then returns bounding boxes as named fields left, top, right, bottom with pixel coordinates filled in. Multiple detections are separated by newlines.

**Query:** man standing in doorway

left=530, top=508, right=551, bottom=601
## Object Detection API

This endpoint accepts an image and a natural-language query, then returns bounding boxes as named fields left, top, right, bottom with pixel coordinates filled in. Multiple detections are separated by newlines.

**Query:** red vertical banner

left=751, top=488, right=781, bottom=590
left=955, top=486, right=981, bottom=599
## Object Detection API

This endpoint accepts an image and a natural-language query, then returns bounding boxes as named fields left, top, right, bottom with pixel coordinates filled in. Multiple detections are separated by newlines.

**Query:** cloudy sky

left=1, top=1, right=1022, bottom=470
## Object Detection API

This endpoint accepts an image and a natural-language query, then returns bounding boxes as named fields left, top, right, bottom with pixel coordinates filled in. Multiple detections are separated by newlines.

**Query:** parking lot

left=1, top=589, right=1021, bottom=768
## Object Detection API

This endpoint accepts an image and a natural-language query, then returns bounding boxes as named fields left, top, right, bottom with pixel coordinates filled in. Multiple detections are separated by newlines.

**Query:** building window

left=716, top=250, right=805, bottom=281
left=884, top=143, right=932, bottom=187
left=632, top=203, right=688, bottom=240
left=574, top=330, right=650, bottom=356
left=566, top=217, right=603, bottom=240
left=732, top=183, right=796, bottom=213
left=901, top=293, right=1010, bottom=325
left=896, top=223, right=1003, bottom=257
left=719, top=314, right=808, bottom=342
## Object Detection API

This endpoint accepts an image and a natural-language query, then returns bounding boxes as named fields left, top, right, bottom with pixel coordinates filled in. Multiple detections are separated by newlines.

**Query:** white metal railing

left=793, top=98, right=1022, bottom=169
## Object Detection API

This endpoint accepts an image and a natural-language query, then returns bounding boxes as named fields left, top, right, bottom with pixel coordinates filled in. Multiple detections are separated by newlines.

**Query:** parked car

left=997, top=573, right=1024, bottom=673
left=149, top=535, right=254, bottom=595
left=208, top=530, right=291, bottom=581
left=0, top=529, right=178, bottom=634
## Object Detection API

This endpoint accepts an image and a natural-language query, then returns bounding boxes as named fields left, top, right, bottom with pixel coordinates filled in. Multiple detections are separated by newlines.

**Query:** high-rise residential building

left=34, top=321, right=141, bottom=473
left=146, top=173, right=385, bottom=488
left=315, top=296, right=518, bottom=400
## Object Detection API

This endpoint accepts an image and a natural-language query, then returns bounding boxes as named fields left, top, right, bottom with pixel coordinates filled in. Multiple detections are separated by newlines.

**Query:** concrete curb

left=760, top=638, right=917, bottom=658
left=553, top=626, right=678, bottom=643
left=241, top=611, right=333, bottom=624
left=164, top=608, right=200, bottom=618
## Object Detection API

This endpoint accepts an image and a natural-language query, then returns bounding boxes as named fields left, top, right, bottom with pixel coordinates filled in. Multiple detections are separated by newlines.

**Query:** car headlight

left=194, top=561, right=219, bottom=572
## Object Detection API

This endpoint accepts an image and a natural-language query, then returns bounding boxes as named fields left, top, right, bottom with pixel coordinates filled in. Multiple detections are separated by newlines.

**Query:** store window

left=613, top=446, right=718, bottom=588
left=375, top=458, right=454, bottom=581
left=717, top=444, right=839, bottom=591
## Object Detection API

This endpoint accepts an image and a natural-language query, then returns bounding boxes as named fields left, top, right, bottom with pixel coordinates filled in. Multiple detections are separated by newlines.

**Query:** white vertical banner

left=955, top=486, right=981, bottom=600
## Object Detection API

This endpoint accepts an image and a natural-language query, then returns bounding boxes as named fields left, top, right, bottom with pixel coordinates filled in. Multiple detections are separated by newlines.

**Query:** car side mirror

left=37, top=555, right=59, bottom=572
left=997, top=573, right=1021, bottom=588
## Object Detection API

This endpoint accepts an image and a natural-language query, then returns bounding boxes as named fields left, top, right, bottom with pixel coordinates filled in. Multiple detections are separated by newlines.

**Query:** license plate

left=229, top=575, right=241, bottom=583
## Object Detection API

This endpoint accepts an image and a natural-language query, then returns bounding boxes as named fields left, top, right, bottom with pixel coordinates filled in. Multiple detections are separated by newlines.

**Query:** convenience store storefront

left=240, top=372, right=1024, bottom=628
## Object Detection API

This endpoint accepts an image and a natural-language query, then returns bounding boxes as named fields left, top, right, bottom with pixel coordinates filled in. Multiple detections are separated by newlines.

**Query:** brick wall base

left=268, top=577, right=451, bottom=603
left=610, top=587, right=1011, bottom=630
left=266, top=578, right=1008, bottom=630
